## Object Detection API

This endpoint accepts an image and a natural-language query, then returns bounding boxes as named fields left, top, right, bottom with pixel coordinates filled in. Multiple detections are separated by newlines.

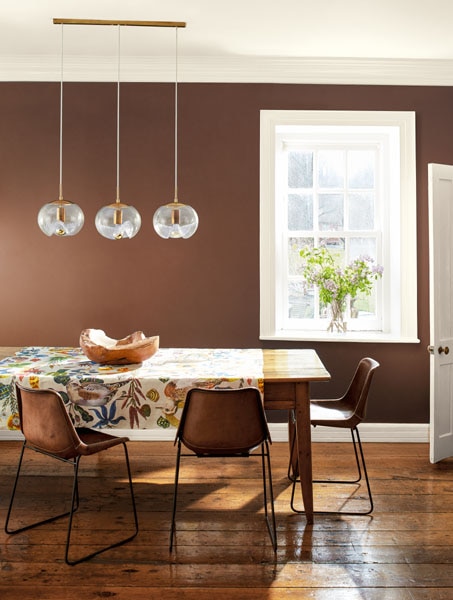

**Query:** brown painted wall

left=1, top=82, right=451, bottom=423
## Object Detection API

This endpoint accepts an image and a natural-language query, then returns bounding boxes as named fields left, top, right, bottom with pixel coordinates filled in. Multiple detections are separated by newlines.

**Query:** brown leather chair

left=5, top=384, right=139, bottom=565
left=289, top=357, right=380, bottom=515
left=170, top=387, right=277, bottom=551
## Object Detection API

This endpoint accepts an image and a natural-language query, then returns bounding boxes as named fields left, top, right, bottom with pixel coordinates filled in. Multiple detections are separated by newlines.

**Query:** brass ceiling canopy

left=53, top=18, right=186, bottom=28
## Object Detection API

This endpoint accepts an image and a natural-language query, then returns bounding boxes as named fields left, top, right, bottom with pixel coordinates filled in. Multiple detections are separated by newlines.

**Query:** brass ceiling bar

left=53, top=18, right=186, bottom=28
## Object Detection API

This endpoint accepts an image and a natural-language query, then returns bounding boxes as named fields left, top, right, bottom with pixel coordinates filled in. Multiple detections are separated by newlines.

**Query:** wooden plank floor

left=1, top=439, right=453, bottom=599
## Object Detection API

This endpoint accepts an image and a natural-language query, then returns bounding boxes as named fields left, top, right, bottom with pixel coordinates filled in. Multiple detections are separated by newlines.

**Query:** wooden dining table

left=262, top=349, right=330, bottom=524
left=0, top=346, right=330, bottom=523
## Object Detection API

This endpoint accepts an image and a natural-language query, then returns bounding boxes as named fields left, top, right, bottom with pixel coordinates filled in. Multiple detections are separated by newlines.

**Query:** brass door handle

left=428, top=345, right=450, bottom=355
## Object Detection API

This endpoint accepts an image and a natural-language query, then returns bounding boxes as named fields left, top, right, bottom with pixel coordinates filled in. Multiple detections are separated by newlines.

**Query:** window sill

left=260, top=332, right=420, bottom=343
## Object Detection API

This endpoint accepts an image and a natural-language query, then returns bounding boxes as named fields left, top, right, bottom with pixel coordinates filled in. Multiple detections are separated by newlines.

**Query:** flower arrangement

left=299, top=246, right=384, bottom=332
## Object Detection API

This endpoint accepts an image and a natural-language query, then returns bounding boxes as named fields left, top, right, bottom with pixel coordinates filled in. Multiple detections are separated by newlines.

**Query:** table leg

left=294, top=381, right=313, bottom=524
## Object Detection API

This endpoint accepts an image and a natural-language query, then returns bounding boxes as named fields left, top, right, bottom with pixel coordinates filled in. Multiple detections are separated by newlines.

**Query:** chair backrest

left=176, top=387, right=270, bottom=455
left=16, top=384, right=84, bottom=460
left=341, top=357, right=380, bottom=425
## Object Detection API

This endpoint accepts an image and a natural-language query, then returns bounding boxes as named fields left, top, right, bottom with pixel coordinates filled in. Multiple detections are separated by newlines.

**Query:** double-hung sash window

left=260, top=110, right=418, bottom=342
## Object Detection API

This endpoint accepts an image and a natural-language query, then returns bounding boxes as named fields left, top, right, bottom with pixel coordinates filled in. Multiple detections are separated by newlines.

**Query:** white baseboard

left=0, top=423, right=429, bottom=443
left=269, top=422, right=429, bottom=443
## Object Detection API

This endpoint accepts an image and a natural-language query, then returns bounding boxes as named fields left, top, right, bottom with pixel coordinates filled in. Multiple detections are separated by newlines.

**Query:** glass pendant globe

left=38, top=200, right=84, bottom=237
left=95, top=203, right=141, bottom=240
left=153, top=202, right=199, bottom=239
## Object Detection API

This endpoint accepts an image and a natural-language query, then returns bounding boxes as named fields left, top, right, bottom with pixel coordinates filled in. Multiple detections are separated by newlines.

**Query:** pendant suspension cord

left=59, top=24, right=64, bottom=200
left=174, top=26, right=178, bottom=203
left=116, top=24, right=121, bottom=203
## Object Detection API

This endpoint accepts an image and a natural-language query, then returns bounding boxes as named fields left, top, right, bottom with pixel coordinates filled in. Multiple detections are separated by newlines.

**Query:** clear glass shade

left=153, top=202, right=199, bottom=239
left=95, top=203, right=141, bottom=240
left=38, top=200, right=85, bottom=237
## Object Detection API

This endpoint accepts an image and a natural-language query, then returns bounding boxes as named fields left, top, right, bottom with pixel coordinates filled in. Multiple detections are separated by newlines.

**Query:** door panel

left=428, top=163, right=453, bottom=463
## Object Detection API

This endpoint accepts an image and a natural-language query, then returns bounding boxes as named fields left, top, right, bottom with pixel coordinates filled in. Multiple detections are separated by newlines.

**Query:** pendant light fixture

left=153, top=27, right=199, bottom=239
left=46, top=18, right=190, bottom=239
left=38, top=24, right=85, bottom=237
left=95, top=24, right=141, bottom=240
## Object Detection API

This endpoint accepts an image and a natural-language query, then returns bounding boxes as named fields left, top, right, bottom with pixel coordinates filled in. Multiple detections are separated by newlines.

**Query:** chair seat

left=310, top=400, right=355, bottom=427
left=76, top=427, right=130, bottom=455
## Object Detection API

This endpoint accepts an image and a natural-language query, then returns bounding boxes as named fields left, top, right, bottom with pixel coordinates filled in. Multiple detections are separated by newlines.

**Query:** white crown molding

left=2, top=55, right=453, bottom=85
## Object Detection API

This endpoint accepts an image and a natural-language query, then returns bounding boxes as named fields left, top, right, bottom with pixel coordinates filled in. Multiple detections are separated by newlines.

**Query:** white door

left=428, top=163, right=453, bottom=463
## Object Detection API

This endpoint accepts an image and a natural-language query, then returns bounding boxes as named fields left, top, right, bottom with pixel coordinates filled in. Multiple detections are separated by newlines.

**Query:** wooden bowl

left=80, top=329, right=159, bottom=365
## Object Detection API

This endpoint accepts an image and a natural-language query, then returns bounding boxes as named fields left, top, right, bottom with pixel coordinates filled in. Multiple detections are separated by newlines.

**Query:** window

left=260, top=110, right=418, bottom=342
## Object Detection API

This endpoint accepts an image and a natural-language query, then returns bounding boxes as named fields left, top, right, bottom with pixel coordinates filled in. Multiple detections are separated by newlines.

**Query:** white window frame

left=260, top=110, right=419, bottom=343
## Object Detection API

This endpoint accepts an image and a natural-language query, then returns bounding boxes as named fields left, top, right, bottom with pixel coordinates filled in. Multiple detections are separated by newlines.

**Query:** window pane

left=288, top=237, right=313, bottom=276
left=319, top=237, right=346, bottom=263
left=351, top=291, right=377, bottom=318
left=349, top=238, right=378, bottom=317
left=349, top=237, right=377, bottom=260
left=318, top=150, right=344, bottom=188
left=288, top=193, right=313, bottom=230
left=318, top=194, right=344, bottom=230
left=349, top=192, right=374, bottom=230
left=288, top=281, right=314, bottom=318
left=348, top=150, right=375, bottom=189
left=288, top=151, right=313, bottom=188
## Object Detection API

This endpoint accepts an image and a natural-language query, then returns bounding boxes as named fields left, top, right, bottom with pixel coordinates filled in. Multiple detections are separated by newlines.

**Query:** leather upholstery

left=176, top=387, right=270, bottom=455
left=310, top=357, right=380, bottom=429
left=16, top=385, right=130, bottom=459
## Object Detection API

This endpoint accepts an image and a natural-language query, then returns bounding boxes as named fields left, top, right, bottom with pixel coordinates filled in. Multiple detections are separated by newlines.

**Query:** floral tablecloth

left=0, top=347, right=264, bottom=431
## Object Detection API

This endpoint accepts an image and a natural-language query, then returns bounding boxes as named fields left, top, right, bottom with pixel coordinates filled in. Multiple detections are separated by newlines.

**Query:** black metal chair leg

left=4, top=442, right=26, bottom=534
left=65, top=443, right=139, bottom=566
left=123, top=441, right=139, bottom=536
left=65, top=457, right=82, bottom=565
left=170, top=441, right=277, bottom=552
left=352, top=428, right=374, bottom=515
left=5, top=443, right=80, bottom=535
left=169, top=441, right=182, bottom=551
left=288, top=420, right=363, bottom=484
left=287, top=410, right=298, bottom=482
left=290, top=426, right=373, bottom=516
left=312, top=429, right=363, bottom=485
left=261, top=441, right=277, bottom=551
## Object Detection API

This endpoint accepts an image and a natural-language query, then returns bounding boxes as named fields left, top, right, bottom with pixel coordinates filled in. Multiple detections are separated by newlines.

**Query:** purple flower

left=324, top=280, right=338, bottom=292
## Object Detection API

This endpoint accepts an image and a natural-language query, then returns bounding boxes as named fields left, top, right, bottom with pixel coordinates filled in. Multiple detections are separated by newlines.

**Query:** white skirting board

left=270, top=422, right=429, bottom=443
left=0, top=422, right=429, bottom=443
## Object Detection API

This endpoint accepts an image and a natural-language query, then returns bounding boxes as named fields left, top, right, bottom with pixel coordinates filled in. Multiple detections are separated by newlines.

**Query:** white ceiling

left=2, top=0, right=453, bottom=84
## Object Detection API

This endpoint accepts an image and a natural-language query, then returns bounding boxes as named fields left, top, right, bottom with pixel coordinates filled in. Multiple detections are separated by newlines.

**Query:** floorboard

left=1, top=440, right=453, bottom=599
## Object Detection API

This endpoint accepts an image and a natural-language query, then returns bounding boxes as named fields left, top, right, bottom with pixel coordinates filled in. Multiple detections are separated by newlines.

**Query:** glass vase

left=327, top=299, right=347, bottom=333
